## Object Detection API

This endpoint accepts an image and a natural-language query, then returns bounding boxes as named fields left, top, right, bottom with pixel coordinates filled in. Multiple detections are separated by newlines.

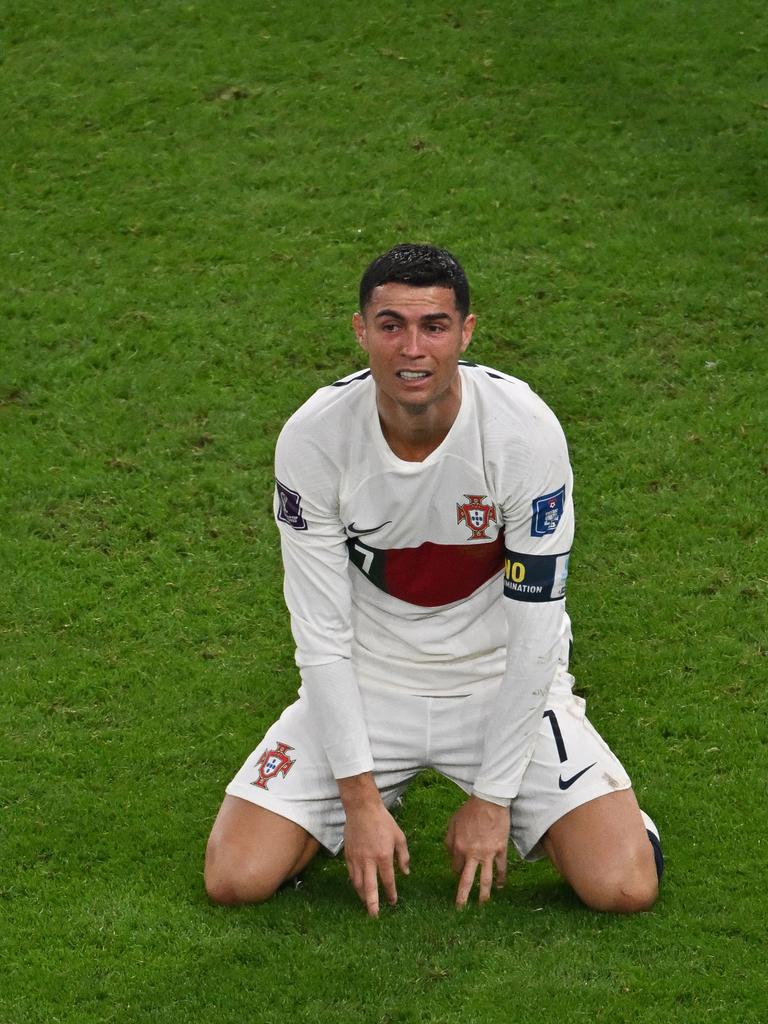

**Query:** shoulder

left=274, top=368, right=376, bottom=508
left=278, top=368, right=373, bottom=449
left=461, top=364, right=574, bottom=543
left=460, top=361, right=567, bottom=452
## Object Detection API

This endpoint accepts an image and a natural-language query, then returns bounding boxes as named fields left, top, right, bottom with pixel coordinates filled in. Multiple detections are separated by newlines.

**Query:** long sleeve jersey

left=273, top=361, right=574, bottom=804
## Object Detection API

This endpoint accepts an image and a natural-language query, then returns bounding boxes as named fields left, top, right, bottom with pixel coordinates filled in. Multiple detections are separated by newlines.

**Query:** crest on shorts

left=252, top=742, right=295, bottom=790
left=456, top=494, right=497, bottom=540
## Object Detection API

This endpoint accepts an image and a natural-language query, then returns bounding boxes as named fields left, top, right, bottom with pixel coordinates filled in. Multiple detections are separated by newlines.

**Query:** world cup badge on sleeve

left=531, top=485, right=566, bottom=537
left=276, top=479, right=308, bottom=531
left=252, top=742, right=295, bottom=790
left=456, top=494, right=497, bottom=540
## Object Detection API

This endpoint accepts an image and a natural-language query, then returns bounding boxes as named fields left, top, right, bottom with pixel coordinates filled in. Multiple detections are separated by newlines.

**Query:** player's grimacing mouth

left=396, top=370, right=432, bottom=381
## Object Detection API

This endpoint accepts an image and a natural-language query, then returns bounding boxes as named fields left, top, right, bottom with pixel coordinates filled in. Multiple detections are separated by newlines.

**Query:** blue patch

left=531, top=485, right=566, bottom=537
left=276, top=479, right=308, bottom=531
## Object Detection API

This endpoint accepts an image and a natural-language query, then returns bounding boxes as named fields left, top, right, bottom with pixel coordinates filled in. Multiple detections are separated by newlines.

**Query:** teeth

left=399, top=371, right=429, bottom=379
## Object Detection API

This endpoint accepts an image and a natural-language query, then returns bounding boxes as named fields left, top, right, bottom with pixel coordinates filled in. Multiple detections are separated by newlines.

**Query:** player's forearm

left=301, top=661, right=375, bottom=779
left=473, top=602, right=566, bottom=801
left=473, top=689, right=547, bottom=803
left=337, top=771, right=383, bottom=811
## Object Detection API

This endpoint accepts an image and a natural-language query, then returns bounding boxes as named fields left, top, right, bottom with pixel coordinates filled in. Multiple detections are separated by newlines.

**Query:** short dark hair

left=358, top=243, right=470, bottom=319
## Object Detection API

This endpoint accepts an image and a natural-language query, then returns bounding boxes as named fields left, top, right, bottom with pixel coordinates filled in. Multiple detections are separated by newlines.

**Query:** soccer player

left=204, top=244, right=663, bottom=915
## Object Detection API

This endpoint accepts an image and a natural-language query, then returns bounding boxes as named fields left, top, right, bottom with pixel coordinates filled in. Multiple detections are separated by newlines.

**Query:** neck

left=376, top=382, right=462, bottom=463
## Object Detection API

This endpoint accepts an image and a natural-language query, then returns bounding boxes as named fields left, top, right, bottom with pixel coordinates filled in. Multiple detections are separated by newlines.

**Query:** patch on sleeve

left=276, top=479, right=308, bottom=531
left=504, top=549, right=570, bottom=602
left=531, top=485, right=566, bottom=537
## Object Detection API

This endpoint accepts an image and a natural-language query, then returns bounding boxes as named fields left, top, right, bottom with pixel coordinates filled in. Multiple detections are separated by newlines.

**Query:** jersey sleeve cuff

left=471, top=787, right=512, bottom=808
left=325, top=751, right=376, bottom=780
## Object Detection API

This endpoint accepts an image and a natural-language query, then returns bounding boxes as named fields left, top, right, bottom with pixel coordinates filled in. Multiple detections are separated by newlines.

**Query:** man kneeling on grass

left=205, top=244, right=664, bottom=915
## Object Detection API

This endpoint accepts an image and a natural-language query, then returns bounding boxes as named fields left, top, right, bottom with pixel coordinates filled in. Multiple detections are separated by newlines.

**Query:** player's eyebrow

left=374, top=309, right=454, bottom=322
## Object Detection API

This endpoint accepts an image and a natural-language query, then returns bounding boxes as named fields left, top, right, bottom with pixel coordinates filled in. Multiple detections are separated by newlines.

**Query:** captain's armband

left=503, top=548, right=570, bottom=602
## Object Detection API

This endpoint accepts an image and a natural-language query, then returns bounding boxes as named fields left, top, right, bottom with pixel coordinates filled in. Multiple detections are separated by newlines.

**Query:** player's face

left=352, top=283, right=476, bottom=417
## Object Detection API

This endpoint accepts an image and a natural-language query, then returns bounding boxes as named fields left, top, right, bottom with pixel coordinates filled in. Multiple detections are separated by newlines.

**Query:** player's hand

left=339, top=775, right=410, bottom=917
left=444, top=796, right=510, bottom=909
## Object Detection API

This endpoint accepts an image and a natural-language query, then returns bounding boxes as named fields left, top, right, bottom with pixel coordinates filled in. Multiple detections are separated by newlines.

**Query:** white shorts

left=225, top=669, right=631, bottom=860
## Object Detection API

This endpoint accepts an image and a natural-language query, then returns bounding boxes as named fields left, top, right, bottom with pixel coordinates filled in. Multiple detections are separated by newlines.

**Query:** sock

left=641, top=810, right=664, bottom=881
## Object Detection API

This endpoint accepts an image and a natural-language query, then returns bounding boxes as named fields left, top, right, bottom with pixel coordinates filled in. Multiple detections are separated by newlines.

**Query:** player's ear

left=352, top=311, right=368, bottom=351
left=460, top=313, right=477, bottom=353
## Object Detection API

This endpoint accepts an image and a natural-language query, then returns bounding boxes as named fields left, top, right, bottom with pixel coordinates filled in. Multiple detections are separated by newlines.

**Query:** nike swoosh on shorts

left=558, top=762, right=597, bottom=790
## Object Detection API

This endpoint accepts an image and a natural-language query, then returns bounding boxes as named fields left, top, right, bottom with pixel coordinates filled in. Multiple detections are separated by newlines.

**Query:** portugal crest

left=456, top=494, right=497, bottom=540
left=252, top=742, right=295, bottom=790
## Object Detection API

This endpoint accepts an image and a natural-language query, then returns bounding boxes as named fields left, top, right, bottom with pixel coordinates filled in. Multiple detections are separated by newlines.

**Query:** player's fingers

left=450, top=848, right=466, bottom=875
left=396, top=834, right=411, bottom=876
left=345, top=856, right=361, bottom=893
left=494, top=849, right=508, bottom=890
left=478, top=858, right=494, bottom=904
left=378, top=859, right=398, bottom=907
left=455, top=859, right=478, bottom=909
left=445, top=829, right=464, bottom=875
left=362, top=862, right=380, bottom=918
left=444, top=820, right=455, bottom=850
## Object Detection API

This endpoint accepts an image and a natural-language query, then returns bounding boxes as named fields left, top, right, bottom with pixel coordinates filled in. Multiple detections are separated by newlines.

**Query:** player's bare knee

left=204, top=861, right=279, bottom=906
left=203, top=869, right=239, bottom=906
left=619, top=876, right=658, bottom=913
left=205, top=877, right=278, bottom=907
left=599, top=876, right=658, bottom=914
left=578, top=868, right=658, bottom=914
left=204, top=834, right=282, bottom=906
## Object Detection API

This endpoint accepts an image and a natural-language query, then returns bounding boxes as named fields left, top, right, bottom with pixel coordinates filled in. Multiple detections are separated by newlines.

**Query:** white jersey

left=273, top=361, right=574, bottom=804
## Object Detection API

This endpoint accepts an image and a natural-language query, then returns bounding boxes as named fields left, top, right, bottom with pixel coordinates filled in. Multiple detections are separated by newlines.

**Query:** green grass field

left=3, top=1, right=767, bottom=1021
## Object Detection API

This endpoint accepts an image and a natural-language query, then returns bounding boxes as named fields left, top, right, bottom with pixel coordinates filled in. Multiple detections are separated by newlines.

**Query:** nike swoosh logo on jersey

left=558, top=762, right=597, bottom=790
left=346, top=521, right=392, bottom=536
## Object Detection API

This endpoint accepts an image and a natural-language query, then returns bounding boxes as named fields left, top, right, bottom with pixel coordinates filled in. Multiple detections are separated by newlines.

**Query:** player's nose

left=399, top=328, right=426, bottom=357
